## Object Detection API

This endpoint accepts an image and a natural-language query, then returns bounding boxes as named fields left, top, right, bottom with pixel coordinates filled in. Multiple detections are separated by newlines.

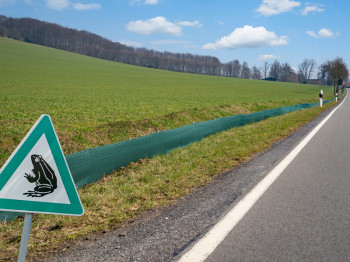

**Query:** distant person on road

left=319, top=90, right=323, bottom=107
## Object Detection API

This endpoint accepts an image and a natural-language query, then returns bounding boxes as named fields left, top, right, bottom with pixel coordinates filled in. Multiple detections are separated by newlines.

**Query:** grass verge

left=0, top=100, right=338, bottom=261
left=0, top=37, right=335, bottom=166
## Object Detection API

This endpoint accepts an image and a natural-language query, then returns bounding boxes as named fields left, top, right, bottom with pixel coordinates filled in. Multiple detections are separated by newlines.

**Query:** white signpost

left=0, top=114, right=84, bottom=261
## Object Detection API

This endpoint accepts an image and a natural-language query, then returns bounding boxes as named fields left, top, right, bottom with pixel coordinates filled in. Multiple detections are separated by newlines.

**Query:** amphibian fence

left=0, top=98, right=337, bottom=220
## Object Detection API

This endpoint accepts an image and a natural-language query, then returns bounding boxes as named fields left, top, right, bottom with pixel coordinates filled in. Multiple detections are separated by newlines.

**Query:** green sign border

left=0, top=115, right=84, bottom=216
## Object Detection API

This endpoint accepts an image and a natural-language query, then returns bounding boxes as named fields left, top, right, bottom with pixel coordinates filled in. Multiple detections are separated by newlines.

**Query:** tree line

left=0, top=15, right=348, bottom=88
left=0, top=15, right=222, bottom=75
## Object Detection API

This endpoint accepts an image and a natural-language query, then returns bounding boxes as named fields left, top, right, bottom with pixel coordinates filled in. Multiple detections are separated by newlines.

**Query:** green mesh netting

left=0, top=98, right=335, bottom=220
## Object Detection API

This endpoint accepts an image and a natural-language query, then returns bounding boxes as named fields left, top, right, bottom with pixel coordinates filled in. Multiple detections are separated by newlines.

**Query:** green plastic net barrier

left=66, top=99, right=335, bottom=188
left=0, top=98, right=336, bottom=220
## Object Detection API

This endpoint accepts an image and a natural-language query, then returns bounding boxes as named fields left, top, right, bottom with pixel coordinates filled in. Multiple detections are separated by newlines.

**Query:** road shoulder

left=42, top=105, right=337, bottom=262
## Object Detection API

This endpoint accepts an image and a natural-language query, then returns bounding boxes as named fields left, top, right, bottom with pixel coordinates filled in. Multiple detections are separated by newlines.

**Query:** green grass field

left=0, top=37, right=332, bottom=166
left=0, top=37, right=338, bottom=261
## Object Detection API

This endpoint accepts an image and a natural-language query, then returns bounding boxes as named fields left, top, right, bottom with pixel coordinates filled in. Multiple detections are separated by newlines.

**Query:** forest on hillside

left=0, top=15, right=342, bottom=85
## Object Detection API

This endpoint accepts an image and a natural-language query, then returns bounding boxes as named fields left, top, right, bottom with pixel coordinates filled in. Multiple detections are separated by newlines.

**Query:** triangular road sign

left=0, top=115, right=84, bottom=216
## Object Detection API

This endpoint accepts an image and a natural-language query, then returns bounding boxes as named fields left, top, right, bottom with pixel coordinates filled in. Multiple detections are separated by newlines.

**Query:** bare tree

left=307, top=59, right=317, bottom=79
left=241, top=61, right=251, bottom=79
left=223, top=61, right=234, bottom=77
left=260, top=61, right=270, bottom=79
left=325, top=57, right=349, bottom=94
left=269, top=60, right=281, bottom=80
left=298, top=59, right=316, bottom=83
left=232, top=60, right=241, bottom=78
left=251, top=65, right=262, bottom=79
left=280, top=62, right=297, bottom=82
left=318, top=63, right=332, bottom=85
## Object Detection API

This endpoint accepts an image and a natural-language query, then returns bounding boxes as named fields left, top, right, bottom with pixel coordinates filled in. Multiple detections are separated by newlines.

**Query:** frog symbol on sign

left=23, top=154, right=57, bottom=197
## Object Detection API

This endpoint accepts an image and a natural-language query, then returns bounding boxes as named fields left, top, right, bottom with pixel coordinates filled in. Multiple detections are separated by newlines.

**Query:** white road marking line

left=178, top=95, right=347, bottom=262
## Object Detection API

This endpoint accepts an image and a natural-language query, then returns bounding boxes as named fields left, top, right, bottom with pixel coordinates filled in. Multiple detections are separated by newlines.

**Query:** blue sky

left=1, top=0, right=349, bottom=72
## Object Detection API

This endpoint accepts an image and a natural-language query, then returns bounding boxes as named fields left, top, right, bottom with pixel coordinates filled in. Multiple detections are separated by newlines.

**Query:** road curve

left=43, top=97, right=344, bottom=262
left=180, top=94, right=350, bottom=262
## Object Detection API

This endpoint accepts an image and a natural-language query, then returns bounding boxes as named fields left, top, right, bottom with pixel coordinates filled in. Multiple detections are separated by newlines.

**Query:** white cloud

left=127, top=17, right=182, bottom=36
left=72, top=3, right=101, bottom=10
left=258, top=54, right=282, bottom=60
left=127, top=17, right=202, bottom=36
left=43, top=0, right=101, bottom=11
left=306, top=28, right=335, bottom=38
left=257, top=0, right=301, bottom=16
left=301, top=5, right=324, bottom=15
left=119, top=40, right=144, bottom=48
left=145, top=0, right=158, bottom=4
left=215, top=20, right=225, bottom=26
left=319, top=28, right=334, bottom=38
left=202, top=25, right=288, bottom=50
left=306, top=31, right=318, bottom=38
left=130, top=0, right=159, bottom=5
left=44, top=0, right=70, bottom=10
left=177, top=20, right=203, bottom=28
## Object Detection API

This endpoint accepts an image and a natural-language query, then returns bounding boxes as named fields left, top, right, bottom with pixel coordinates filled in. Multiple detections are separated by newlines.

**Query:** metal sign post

left=17, top=213, right=33, bottom=262
left=0, top=115, right=84, bottom=261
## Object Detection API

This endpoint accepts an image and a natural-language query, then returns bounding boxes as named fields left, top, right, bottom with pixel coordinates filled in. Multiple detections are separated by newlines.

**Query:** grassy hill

left=0, top=37, right=338, bottom=261
left=0, top=37, right=332, bottom=165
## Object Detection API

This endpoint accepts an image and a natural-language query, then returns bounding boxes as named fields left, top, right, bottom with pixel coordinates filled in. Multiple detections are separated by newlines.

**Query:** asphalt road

left=44, top=97, right=345, bottom=262
left=180, top=94, right=350, bottom=262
